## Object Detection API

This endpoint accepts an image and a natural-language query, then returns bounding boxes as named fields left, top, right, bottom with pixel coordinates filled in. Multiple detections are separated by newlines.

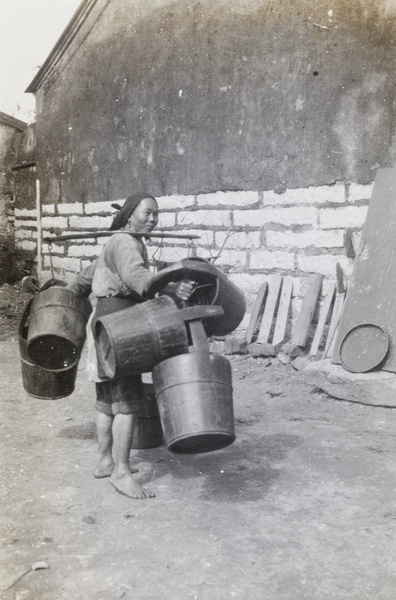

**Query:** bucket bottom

left=20, top=332, right=78, bottom=400
left=168, top=431, right=235, bottom=454
left=20, top=357, right=77, bottom=399
left=153, top=353, right=236, bottom=455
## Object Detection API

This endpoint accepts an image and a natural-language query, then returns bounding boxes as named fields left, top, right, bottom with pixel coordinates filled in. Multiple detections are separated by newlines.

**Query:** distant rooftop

left=0, top=111, right=27, bottom=131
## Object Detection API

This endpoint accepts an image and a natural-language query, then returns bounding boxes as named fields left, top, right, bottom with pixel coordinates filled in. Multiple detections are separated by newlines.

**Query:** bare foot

left=94, top=457, right=114, bottom=479
left=94, top=460, right=139, bottom=478
left=110, top=472, right=155, bottom=499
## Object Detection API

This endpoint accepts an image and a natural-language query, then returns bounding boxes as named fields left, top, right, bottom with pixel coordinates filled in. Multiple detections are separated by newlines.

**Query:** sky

left=0, top=0, right=82, bottom=123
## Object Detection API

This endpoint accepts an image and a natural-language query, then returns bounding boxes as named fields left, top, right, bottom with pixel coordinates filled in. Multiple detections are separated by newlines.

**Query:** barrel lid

left=339, top=323, right=389, bottom=373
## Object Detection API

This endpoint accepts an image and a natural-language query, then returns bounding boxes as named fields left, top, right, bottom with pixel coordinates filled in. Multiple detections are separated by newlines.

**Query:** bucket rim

left=167, top=431, right=236, bottom=454
left=27, top=333, right=80, bottom=371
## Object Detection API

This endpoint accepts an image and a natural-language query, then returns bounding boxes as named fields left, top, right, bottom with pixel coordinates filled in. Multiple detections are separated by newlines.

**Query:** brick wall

left=14, top=181, right=372, bottom=332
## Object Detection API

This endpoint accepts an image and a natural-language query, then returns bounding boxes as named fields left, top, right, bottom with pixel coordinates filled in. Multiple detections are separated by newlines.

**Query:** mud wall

left=32, top=0, right=396, bottom=204
left=0, top=117, right=36, bottom=283
left=0, top=119, right=36, bottom=231
left=0, top=123, right=17, bottom=235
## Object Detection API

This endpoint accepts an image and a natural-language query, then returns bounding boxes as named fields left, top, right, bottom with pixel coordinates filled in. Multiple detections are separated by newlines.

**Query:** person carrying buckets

left=68, top=192, right=194, bottom=499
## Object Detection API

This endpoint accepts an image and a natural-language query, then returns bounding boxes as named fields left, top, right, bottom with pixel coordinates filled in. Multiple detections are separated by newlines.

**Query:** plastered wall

left=32, top=0, right=396, bottom=203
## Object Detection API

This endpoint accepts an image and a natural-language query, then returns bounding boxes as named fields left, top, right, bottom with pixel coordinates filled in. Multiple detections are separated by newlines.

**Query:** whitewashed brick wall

left=14, top=181, right=373, bottom=332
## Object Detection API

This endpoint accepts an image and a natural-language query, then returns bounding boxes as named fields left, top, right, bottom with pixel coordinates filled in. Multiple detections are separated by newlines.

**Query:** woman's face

left=127, top=197, right=159, bottom=233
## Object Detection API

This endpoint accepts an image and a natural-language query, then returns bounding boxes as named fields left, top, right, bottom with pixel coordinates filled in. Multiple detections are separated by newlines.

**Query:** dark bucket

left=153, top=320, right=235, bottom=454
left=153, top=353, right=235, bottom=453
left=27, top=286, right=92, bottom=372
left=95, top=296, right=189, bottom=379
left=19, top=299, right=78, bottom=399
left=146, top=257, right=246, bottom=337
left=131, top=384, right=163, bottom=449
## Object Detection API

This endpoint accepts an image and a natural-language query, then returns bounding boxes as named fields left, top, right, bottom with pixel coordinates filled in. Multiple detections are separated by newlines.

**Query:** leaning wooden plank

left=257, top=276, right=282, bottom=343
left=245, top=282, right=269, bottom=344
left=323, top=284, right=348, bottom=359
left=309, top=282, right=336, bottom=356
left=323, top=264, right=347, bottom=359
left=272, top=277, right=293, bottom=345
left=292, top=273, right=324, bottom=347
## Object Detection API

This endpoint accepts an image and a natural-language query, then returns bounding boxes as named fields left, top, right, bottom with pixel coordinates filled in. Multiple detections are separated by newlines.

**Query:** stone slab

left=303, top=359, right=396, bottom=407
left=248, top=342, right=281, bottom=357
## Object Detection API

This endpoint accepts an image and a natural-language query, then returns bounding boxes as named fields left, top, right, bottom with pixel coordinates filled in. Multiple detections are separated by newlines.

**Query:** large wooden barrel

left=146, top=257, right=246, bottom=336
left=27, top=286, right=92, bottom=372
left=152, top=320, right=235, bottom=454
left=19, top=299, right=78, bottom=399
left=95, top=296, right=189, bottom=379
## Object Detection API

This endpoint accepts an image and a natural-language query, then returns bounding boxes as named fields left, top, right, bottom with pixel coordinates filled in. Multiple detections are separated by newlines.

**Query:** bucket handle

left=19, top=299, right=33, bottom=340
left=188, top=319, right=212, bottom=360
left=178, top=305, right=224, bottom=322
left=146, top=258, right=219, bottom=298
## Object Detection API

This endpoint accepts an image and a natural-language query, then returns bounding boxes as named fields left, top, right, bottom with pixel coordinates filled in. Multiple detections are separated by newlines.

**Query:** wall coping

left=26, top=0, right=110, bottom=93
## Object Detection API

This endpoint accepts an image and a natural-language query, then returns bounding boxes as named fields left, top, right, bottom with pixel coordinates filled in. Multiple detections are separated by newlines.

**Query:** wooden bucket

left=27, top=286, right=92, bottom=372
left=19, top=299, right=78, bottom=399
left=153, top=320, right=235, bottom=454
left=146, top=257, right=246, bottom=336
left=95, top=296, right=189, bottom=379
left=95, top=298, right=225, bottom=380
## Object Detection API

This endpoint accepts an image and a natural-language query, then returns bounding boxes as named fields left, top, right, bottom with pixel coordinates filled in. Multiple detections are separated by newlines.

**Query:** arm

left=67, top=260, right=97, bottom=297
left=110, top=236, right=154, bottom=297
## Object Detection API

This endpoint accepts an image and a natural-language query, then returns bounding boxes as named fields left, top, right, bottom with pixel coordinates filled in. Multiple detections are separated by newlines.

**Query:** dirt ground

left=0, top=282, right=28, bottom=342
left=1, top=284, right=396, bottom=600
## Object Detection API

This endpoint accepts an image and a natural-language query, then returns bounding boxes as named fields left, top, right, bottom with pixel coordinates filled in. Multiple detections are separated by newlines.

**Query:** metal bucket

left=19, top=299, right=78, bottom=399
left=146, top=257, right=246, bottom=336
left=27, top=286, right=92, bottom=372
left=131, top=384, right=163, bottom=449
left=153, top=320, right=235, bottom=453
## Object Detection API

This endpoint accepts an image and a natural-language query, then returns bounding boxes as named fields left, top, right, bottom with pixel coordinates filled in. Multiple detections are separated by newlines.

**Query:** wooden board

left=292, top=273, right=324, bottom=347
left=332, top=164, right=396, bottom=372
left=272, top=277, right=293, bottom=345
left=323, top=287, right=347, bottom=359
left=257, top=276, right=282, bottom=343
left=309, top=282, right=336, bottom=356
left=245, top=282, right=268, bottom=344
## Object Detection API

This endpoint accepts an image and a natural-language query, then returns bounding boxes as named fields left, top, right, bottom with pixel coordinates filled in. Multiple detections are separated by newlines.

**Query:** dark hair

left=109, top=192, right=157, bottom=231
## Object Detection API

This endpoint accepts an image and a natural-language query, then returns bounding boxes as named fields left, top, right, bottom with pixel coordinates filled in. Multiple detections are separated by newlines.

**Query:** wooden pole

left=43, top=230, right=200, bottom=242
left=35, top=179, right=42, bottom=283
